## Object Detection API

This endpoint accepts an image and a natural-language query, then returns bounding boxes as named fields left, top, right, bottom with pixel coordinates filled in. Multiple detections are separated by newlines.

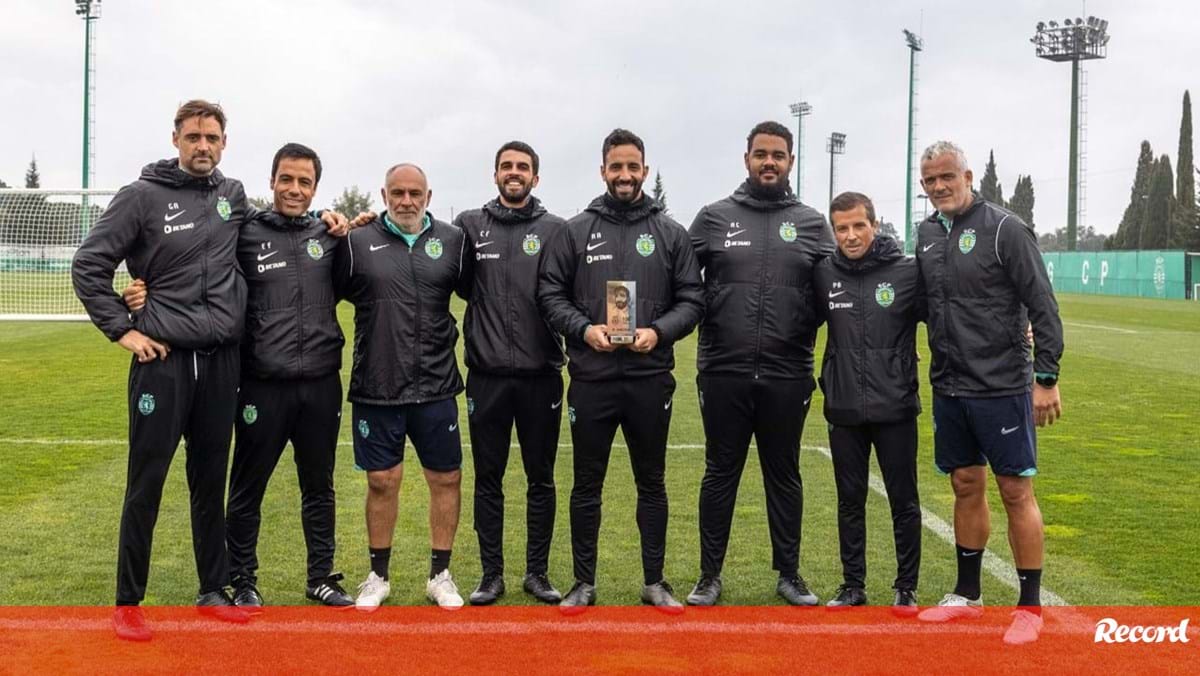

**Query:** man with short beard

left=685, top=121, right=834, bottom=606
left=538, top=128, right=703, bottom=609
left=452, top=141, right=567, bottom=605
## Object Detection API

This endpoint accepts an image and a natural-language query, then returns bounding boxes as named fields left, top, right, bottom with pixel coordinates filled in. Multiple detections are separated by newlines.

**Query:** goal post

left=0, top=188, right=119, bottom=320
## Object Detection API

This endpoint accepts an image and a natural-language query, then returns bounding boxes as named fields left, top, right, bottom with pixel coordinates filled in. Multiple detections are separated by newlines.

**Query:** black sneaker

left=469, top=572, right=506, bottom=606
left=558, top=581, right=596, bottom=615
left=196, top=589, right=250, bottom=623
left=776, top=575, right=819, bottom=606
left=306, top=573, right=354, bottom=607
left=686, top=574, right=722, bottom=606
left=232, top=582, right=264, bottom=613
left=892, top=588, right=919, bottom=617
left=522, top=573, right=563, bottom=604
left=641, top=581, right=684, bottom=614
left=826, top=585, right=868, bottom=609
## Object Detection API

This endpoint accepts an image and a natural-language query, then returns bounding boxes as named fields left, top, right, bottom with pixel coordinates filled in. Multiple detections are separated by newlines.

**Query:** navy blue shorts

left=932, top=394, right=1037, bottom=477
left=352, top=398, right=462, bottom=472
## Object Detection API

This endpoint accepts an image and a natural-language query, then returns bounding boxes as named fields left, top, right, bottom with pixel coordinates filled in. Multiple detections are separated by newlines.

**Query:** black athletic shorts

left=932, top=393, right=1037, bottom=477
left=351, top=398, right=462, bottom=472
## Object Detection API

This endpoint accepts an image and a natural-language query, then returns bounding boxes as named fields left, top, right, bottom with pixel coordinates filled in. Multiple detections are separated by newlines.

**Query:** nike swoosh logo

left=551, top=401, right=562, bottom=410
left=586, top=241, right=607, bottom=251
left=256, top=251, right=278, bottom=262
left=922, top=243, right=937, bottom=252
left=369, top=244, right=390, bottom=252
left=448, top=424, right=458, bottom=432
left=664, top=400, right=672, bottom=410
left=1001, top=426, right=1019, bottom=435
left=803, top=397, right=812, bottom=406
left=726, top=229, right=745, bottom=238
left=164, top=210, right=186, bottom=222
left=828, top=291, right=847, bottom=298
left=475, top=241, right=494, bottom=249
left=961, top=551, right=980, bottom=557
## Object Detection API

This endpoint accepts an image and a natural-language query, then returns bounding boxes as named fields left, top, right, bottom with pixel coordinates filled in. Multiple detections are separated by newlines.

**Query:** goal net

left=0, top=189, right=119, bottom=320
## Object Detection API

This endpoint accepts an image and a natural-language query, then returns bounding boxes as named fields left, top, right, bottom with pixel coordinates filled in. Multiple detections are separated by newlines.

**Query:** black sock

left=369, top=547, right=391, bottom=580
left=1017, top=568, right=1042, bottom=612
left=430, top=549, right=451, bottom=578
left=953, top=544, right=983, bottom=600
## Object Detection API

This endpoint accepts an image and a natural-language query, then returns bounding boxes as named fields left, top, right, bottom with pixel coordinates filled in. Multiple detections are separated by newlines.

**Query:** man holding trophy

left=538, top=128, right=704, bottom=610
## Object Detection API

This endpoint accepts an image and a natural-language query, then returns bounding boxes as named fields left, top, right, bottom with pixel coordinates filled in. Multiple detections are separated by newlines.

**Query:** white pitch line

left=803, top=445, right=1069, bottom=608
left=0, top=618, right=1097, bottom=636
left=1063, top=321, right=1138, bottom=334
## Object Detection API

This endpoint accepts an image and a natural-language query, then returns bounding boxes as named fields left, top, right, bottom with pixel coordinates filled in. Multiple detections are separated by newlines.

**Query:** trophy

left=606, top=281, right=636, bottom=345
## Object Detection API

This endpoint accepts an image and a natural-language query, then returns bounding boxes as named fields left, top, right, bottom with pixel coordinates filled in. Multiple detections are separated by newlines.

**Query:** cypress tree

left=1139, top=156, right=1174, bottom=249
left=1113, top=141, right=1155, bottom=250
left=1173, top=91, right=1197, bottom=248
left=979, top=150, right=1004, bottom=205
left=1008, top=175, right=1036, bottom=227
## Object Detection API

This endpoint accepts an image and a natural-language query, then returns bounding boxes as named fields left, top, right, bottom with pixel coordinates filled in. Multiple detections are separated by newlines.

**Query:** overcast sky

left=2, top=0, right=1196, bottom=235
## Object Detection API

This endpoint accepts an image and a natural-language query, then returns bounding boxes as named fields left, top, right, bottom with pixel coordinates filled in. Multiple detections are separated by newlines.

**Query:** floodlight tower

left=1032, top=15, right=1109, bottom=251
left=902, top=29, right=924, bottom=254
left=789, top=101, right=812, bottom=201
left=76, top=0, right=102, bottom=190
left=826, top=132, right=847, bottom=209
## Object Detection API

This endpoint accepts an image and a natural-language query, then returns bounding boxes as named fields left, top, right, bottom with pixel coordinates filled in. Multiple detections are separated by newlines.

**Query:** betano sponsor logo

left=1093, top=617, right=1191, bottom=644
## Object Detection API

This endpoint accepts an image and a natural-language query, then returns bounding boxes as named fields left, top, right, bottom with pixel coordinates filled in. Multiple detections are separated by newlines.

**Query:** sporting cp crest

left=779, top=222, right=798, bottom=243
left=425, top=237, right=444, bottom=260
left=137, top=393, right=155, bottom=416
left=466, top=397, right=475, bottom=417
left=306, top=239, right=324, bottom=260
left=216, top=196, right=233, bottom=222
left=358, top=419, right=370, bottom=438
left=958, top=228, right=977, bottom=254
left=522, top=233, right=542, bottom=256
left=636, top=233, right=656, bottom=257
left=875, top=282, right=896, bottom=308
left=242, top=404, right=258, bottom=425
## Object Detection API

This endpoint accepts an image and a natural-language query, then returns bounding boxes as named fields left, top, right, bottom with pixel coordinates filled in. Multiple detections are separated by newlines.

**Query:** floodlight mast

left=826, top=132, right=847, bottom=209
left=789, top=101, right=813, bottom=201
left=76, top=1, right=102, bottom=191
left=903, top=29, right=924, bottom=254
left=1032, top=15, right=1109, bottom=251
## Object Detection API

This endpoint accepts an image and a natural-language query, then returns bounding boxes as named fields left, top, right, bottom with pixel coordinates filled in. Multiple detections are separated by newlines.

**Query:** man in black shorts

left=335, top=163, right=468, bottom=610
left=912, top=141, right=1063, bottom=646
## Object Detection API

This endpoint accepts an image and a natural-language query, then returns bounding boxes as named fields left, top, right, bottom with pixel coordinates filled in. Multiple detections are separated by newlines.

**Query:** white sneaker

left=1003, top=609, right=1044, bottom=645
left=355, top=571, right=391, bottom=611
left=917, top=592, right=984, bottom=622
left=426, top=569, right=464, bottom=609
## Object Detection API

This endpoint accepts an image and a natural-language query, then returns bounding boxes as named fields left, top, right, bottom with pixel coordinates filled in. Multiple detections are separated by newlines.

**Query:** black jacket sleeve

left=998, top=215, right=1063, bottom=376
left=688, top=206, right=711, bottom=271
left=71, top=184, right=142, bottom=342
left=453, top=213, right=474, bottom=301
left=332, top=230, right=357, bottom=302
left=537, top=225, right=591, bottom=342
left=650, top=223, right=705, bottom=343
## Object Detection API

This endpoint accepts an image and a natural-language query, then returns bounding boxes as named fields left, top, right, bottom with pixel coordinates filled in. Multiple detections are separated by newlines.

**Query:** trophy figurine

left=606, top=281, right=636, bottom=345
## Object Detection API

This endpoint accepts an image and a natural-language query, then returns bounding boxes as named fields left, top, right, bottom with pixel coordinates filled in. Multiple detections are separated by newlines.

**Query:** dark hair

left=602, top=128, right=645, bottom=163
left=495, top=141, right=539, bottom=176
left=271, top=143, right=322, bottom=184
left=829, top=191, right=876, bottom=223
left=746, top=121, right=793, bottom=154
left=174, top=99, right=227, bottom=132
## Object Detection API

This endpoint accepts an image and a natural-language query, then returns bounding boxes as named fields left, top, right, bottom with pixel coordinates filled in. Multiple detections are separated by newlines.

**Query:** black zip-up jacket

left=333, top=215, right=465, bottom=405
left=690, top=181, right=834, bottom=379
left=814, top=235, right=925, bottom=426
left=537, top=194, right=704, bottom=382
left=72, top=159, right=247, bottom=349
left=454, top=197, right=566, bottom=376
left=238, top=210, right=343, bottom=380
left=916, top=195, right=1063, bottom=397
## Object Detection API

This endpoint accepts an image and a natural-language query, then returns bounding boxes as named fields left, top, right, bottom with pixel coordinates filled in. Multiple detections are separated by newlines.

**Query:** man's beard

left=748, top=173, right=789, bottom=200
left=606, top=178, right=644, bottom=203
left=497, top=179, right=533, bottom=205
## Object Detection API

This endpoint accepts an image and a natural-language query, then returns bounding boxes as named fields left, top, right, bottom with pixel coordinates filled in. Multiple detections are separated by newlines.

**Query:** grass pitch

left=0, top=293, right=1196, bottom=606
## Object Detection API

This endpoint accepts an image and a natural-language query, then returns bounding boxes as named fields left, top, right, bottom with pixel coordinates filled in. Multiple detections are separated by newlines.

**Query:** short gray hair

left=920, top=141, right=969, bottom=172
left=384, top=163, right=427, bottom=183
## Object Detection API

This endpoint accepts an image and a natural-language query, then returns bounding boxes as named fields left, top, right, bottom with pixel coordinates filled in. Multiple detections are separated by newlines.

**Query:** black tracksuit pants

left=697, top=375, right=813, bottom=577
left=828, top=419, right=921, bottom=591
left=116, top=345, right=239, bottom=605
left=567, top=373, right=675, bottom=586
left=466, top=370, right=562, bottom=577
left=226, top=373, right=343, bottom=588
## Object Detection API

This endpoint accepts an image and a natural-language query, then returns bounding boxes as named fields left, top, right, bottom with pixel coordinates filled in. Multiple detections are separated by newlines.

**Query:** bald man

left=333, top=164, right=469, bottom=609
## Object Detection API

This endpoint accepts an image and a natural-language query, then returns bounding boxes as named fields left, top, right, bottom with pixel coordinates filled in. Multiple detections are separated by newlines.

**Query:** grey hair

left=384, top=163, right=427, bottom=183
left=920, top=141, right=969, bottom=171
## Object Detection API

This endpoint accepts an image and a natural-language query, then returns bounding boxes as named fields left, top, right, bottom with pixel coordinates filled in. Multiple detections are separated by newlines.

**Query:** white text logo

left=1094, top=618, right=1191, bottom=643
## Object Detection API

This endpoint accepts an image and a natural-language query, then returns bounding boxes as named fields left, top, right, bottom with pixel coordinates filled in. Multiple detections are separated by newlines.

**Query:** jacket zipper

left=292, top=228, right=304, bottom=376
left=751, top=211, right=769, bottom=379
left=410, top=233, right=423, bottom=402
left=505, top=219, right=516, bottom=372
left=202, top=188, right=215, bottom=344
left=857, top=272, right=868, bottom=419
left=940, top=218, right=958, bottom=396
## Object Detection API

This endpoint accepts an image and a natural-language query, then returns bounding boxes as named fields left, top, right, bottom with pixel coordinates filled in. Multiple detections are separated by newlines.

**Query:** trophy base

left=610, top=334, right=635, bottom=345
